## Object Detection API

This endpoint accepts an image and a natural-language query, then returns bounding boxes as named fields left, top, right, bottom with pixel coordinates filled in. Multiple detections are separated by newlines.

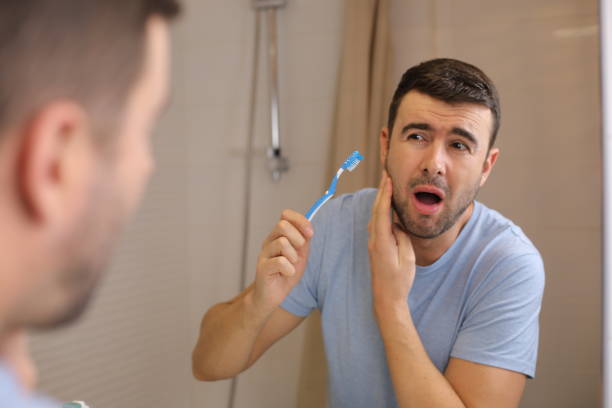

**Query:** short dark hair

left=387, top=58, right=501, bottom=149
left=0, top=0, right=181, bottom=142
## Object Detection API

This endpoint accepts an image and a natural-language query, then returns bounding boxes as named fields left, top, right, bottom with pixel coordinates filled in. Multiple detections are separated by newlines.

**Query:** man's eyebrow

left=451, top=127, right=478, bottom=147
left=400, top=123, right=431, bottom=134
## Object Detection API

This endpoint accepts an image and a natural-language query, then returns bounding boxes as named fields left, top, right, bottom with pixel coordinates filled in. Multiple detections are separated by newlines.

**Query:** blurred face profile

left=18, top=16, right=171, bottom=329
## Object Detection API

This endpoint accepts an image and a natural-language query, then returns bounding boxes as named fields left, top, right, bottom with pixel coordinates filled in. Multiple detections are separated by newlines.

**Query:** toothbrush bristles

left=346, top=160, right=360, bottom=171
left=343, top=151, right=364, bottom=172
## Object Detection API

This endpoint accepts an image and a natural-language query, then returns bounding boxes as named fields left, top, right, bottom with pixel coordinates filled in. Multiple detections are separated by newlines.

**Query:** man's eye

left=408, top=133, right=424, bottom=141
left=451, top=142, right=468, bottom=151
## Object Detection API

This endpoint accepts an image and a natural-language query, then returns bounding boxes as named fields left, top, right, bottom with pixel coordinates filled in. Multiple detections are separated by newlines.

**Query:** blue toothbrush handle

left=307, top=174, right=341, bottom=221
left=306, top=192, right=333, bottom=221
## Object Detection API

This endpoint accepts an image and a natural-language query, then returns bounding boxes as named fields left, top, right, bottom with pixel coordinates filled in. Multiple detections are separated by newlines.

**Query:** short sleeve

left=450, top=252, right=545, bottom=378
left=280, top=201, right=330, bottom=317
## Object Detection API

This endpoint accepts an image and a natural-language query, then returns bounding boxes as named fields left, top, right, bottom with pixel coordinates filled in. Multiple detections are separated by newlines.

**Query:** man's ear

left=17, top=100, right=94, bottom=224
left=380, top=127, right=390, bottom=166
left=480, top=147, right=500, bottom=187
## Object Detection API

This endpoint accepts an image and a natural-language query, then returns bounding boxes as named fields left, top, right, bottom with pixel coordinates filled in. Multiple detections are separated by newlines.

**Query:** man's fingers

left=263, top=256, right=296, bottom=277
left=373, top=171, right=385, bottom=205
left=378, top=170, right=392, bottom=215
left=369, top=171, right=388, bottom=234
left=373, top=171, right=393, bottom=237
left=260, top=236, right=299, bottom=264
left=265, top=218, right=308, bottom=249
left=280, top=209, right=313, bottom=239
left=262, top=209, right=313, bottom=250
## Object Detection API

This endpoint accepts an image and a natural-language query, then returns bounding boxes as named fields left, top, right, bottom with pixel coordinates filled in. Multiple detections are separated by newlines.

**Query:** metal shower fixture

left=252, top=0, right=289, bottom=181
left=252, top=0, right=286, bottom=9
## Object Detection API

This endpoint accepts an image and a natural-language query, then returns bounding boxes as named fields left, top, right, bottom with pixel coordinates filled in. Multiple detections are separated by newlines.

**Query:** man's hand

left=253, top=209, right=313, bottom=313
left=368, top=171, right=416, bottom=308
left=192, top=209, right=311, bottom=381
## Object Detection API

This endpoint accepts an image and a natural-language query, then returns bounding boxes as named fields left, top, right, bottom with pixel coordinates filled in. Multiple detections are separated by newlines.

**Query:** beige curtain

left=296, top=0, right=392, bottom=406
left=327, top=0, right=392, bottom=195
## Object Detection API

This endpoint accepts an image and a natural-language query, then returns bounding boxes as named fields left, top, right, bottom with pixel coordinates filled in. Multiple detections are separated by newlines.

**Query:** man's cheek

left=392, top=208, right=401, bottom=224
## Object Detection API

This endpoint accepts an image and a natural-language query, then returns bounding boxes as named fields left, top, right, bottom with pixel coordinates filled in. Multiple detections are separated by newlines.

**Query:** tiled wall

left=391, top=0, right=601, bottom=406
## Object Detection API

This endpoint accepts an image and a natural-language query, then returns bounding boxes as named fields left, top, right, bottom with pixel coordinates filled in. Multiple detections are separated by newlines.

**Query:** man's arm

left=368, top=172, right=526, bottom=408
left=374, top=300, right=525, bottom=408
left=192, top=210, right=313, bottom=381
left=445, top=358, right=525, bottom=407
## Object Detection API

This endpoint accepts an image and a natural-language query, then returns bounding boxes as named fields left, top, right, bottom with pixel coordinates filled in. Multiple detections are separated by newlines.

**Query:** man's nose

left=421, top=143, right=446, bottom=176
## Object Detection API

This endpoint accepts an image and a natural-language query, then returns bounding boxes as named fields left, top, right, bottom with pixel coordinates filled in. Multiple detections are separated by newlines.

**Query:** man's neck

left=410, top=202, right=475, bottom=267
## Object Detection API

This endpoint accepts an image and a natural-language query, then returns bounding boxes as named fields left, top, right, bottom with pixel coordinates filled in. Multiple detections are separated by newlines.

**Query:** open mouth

left=412, top=185, right=445, bottom=215
left=415, top=192, right=442, bottom=205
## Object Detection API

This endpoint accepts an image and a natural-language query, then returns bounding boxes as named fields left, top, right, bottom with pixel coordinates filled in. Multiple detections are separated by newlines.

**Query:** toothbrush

left=305, top=150, right=364, bottom=221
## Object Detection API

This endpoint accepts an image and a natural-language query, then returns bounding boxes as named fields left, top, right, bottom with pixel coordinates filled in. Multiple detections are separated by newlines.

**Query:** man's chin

left=397, top=211, right=452, bottom=239
left=392, top=203, right=435, bottom=238
left=405, top=224, right=445, bottom=239
left=53, top=291, right=96, bottom=329
left=30, top=285, right=98, bottom=331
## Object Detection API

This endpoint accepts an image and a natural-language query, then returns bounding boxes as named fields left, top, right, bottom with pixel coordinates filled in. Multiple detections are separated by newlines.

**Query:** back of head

left=387, top=58, right=501, bottom=149
left=0, top=0, right=180, bottom=143
left=0, top=0, right=182, bottom=334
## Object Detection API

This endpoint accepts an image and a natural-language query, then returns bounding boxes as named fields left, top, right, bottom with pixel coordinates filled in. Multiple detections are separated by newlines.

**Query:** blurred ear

left=480, top=147, right=499, bottom=187
left=379, top=127, right=390, bottom=165
left=16, top=101, right=95, bottom=224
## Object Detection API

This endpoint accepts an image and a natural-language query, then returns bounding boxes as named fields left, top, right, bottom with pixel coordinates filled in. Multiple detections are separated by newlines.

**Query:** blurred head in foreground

left=0, top=0, right=180, bottom=339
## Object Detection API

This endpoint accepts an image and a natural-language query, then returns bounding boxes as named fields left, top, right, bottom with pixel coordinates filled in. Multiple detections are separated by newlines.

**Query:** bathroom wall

left=390, top=0, right=601, bottom=406
left=30, top=0, right=344, bottom=407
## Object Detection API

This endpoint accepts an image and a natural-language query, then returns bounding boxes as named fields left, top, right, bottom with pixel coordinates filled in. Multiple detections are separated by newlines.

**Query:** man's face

left=20, top=17, right=171, bottom=329
left=381, top=90, right=498, bottom=239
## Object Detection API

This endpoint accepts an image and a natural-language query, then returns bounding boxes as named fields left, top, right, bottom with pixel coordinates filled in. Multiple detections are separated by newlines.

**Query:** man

left=192, top=58, right=545, bottom=407
left=0, top=1, right=180, bottom=406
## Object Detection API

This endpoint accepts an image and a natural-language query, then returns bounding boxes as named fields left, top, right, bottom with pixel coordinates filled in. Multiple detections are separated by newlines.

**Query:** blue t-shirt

left=0, top=363, right=58, bottom=408
left=281, top=188, right=545, bottom=408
